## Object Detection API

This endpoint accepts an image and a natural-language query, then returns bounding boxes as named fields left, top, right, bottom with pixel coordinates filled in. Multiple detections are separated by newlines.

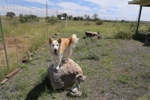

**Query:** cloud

left=0, top=0, right=150, bottom=21
left=23, top=0, right=52, bottom=5
left=82, top=0, right=150, bottom=21
left=57, top=2, right=92, bottom=12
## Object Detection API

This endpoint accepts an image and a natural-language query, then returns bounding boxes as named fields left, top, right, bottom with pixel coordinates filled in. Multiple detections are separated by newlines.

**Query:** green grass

left=0, top=19, right=150, bottom=100
left=115, top=73, right=131, bottom=84
left=0, top=17, right=64, bottom=81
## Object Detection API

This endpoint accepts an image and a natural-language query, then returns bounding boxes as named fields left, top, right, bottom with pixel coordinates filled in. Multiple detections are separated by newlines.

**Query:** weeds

left=86, top=51, right=99, bottom=60
left=115, top=73, right=131, bottom=84
left=114, top=30, right=133, bottom=39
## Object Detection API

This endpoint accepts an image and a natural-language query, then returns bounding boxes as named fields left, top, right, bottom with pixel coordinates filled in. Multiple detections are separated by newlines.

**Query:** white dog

left=49, top=34, right=79, bottom=69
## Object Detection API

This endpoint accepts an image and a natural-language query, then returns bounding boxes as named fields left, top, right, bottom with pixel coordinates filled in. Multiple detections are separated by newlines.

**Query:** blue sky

left=0, top=0, right=150, bottom=21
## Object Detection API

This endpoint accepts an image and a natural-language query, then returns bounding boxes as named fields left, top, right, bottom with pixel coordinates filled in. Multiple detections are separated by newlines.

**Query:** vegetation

left=96, top=20, right=104, bottom=25
left=0, top=16, right=63, bottom=81
left=0, top=17, right=150, bottom=100
left=46, top=16, right=58, bottom=25
left=19, top=14, right=39, bottom=23
left=6, top=12, right=15, bottom=18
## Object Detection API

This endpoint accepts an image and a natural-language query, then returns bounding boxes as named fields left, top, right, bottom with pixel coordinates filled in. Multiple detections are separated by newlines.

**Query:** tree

left=57, top=13, right=68, bottom=20
left=84, top=14, right=90, bottom=21
left=78, top=16, right=83, bottom=21
left=92, top=13, right=99, bottom=21
left=62, top=13, right=67, bottom=19
left=57, top=14, right=61, bottom=19
left=73, top=17, right=78, bottom=21
left=6, top=12, right=15, bottom=18
left=68, top=15, right=73, bottom=20
left=84, top=14, right=87, bottom=20
left=46, top=16, right=58, bottom=25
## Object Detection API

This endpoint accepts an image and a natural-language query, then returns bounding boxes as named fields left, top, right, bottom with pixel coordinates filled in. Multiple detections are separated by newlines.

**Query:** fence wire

left=0, top=0, right=64, bottom=81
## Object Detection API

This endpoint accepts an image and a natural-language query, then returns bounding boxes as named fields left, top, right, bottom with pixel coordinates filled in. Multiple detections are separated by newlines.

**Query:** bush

left=46, top=16, right=58, bottom=25
left=114, top=30, right=133, bottom=39
left=96, top=20, right=104, bottom=25
left=19, top=14, right=39, bottom=23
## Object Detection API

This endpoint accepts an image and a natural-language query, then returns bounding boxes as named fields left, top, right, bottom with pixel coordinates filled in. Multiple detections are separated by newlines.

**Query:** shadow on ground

left=25, top=74, right=67, bottom=100
left=133, top=33, right=146, bottom=43
left=25, top=76, right=53, bottom=100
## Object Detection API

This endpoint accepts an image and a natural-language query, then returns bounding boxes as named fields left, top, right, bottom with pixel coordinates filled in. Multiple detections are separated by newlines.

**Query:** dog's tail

left=70, top=34, right=79, bottom=48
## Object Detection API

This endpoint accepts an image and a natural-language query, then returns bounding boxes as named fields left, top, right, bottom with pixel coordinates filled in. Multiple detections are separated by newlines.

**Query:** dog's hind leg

left=64, top=48, right=72, bottom=63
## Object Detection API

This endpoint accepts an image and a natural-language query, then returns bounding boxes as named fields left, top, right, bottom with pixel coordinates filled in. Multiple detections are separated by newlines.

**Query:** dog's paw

left=56, top=66, right=59, bottom=70
left=63, top=58, right=69, bottom=63
left=71, top=87, right=78, bottom=93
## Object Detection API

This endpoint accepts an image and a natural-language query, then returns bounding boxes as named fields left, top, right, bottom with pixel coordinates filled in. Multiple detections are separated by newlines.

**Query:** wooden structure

left=128, top=0, right=150, bottom=34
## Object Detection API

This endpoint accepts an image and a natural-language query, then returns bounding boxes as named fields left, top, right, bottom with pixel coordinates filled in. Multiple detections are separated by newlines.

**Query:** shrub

left=19, top=14, right=39, bottom=23
left=96, top=20, right=104, bottom=25
left=114, top=30, right=133, bottom=39
left=46, top=16, right=58, bottom=25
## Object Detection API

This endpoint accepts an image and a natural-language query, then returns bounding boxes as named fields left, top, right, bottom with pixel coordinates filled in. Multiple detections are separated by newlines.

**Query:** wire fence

left=0, top=0, right=66, bottom=81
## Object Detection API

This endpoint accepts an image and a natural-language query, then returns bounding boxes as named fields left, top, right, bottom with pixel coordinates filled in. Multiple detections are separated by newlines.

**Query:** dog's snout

left=54, top=49, right=57, bottom=55
left=54, top=49, right=57, bottom=51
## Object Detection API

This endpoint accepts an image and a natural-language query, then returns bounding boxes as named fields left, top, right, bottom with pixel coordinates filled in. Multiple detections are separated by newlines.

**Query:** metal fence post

left=0, top=16, right=9, bottom=69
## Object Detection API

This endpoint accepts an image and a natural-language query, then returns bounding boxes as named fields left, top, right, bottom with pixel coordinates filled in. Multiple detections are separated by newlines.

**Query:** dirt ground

left=0, top=38, right=150, bottom=100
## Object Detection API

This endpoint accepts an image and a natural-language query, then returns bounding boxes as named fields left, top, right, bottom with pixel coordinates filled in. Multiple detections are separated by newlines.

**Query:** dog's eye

left=52, top=44, right=54, bottom=46
left=57, top=44, right=58, bottom=46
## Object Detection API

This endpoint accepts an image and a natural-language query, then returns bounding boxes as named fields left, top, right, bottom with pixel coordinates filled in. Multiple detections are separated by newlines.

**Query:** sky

left=0, top=0, right=150, bottom=21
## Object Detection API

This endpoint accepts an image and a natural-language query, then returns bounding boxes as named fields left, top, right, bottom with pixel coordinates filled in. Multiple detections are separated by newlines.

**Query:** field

left=0, top=19, right=150, bottom=100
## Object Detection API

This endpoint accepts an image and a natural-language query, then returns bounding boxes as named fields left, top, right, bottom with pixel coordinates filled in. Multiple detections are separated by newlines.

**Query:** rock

left=48, top=58, right=84, bottom=90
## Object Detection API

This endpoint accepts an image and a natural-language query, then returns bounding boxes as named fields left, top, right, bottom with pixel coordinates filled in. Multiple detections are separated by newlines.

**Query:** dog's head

left=49, top=38, right=61, bottom=55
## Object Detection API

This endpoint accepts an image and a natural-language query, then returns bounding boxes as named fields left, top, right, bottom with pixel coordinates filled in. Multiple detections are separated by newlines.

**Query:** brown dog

left=49, top=34, right=79, bottom=69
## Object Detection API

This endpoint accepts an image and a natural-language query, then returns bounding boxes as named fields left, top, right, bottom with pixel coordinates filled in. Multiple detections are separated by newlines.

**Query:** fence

left=0, top=0, right=66, bottom=82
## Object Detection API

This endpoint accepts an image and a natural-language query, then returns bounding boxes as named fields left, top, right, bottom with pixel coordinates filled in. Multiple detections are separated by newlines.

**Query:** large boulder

left=48, top=58, right=84, bottom=90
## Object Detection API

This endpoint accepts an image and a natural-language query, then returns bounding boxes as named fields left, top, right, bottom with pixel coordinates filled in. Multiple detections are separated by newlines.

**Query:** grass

left=0, top=18, right=150, bottom=100
left=0, top=17, right=64, bottom=81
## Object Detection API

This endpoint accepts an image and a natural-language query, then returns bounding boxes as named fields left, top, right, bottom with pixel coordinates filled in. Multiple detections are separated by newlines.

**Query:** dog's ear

left=57, top=38, right=61, bottom=44
left=49, top=38, right=53, bottom=44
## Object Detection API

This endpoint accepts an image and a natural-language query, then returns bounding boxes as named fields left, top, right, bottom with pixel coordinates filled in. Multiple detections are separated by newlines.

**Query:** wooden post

left=135, top=5, right=142, bottom=34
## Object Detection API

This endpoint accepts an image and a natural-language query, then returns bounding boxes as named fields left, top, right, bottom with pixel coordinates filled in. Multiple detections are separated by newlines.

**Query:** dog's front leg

left=52, top=55, right=57, bottom=67
left=56, top=55, right=63, bottom=70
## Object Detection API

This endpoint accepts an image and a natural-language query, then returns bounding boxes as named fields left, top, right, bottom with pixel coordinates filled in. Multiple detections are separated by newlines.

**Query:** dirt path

left=0, top=39, right=150, bottom=100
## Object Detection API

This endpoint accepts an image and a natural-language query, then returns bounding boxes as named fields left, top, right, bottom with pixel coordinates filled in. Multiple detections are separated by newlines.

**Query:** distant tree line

left=19, top=14, right=39, bottom=23
left=6, top=12, right=99, bottom=22
left=56, top=13, right=99, bottom=21
left=5, top=12, right=39, bottom=23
